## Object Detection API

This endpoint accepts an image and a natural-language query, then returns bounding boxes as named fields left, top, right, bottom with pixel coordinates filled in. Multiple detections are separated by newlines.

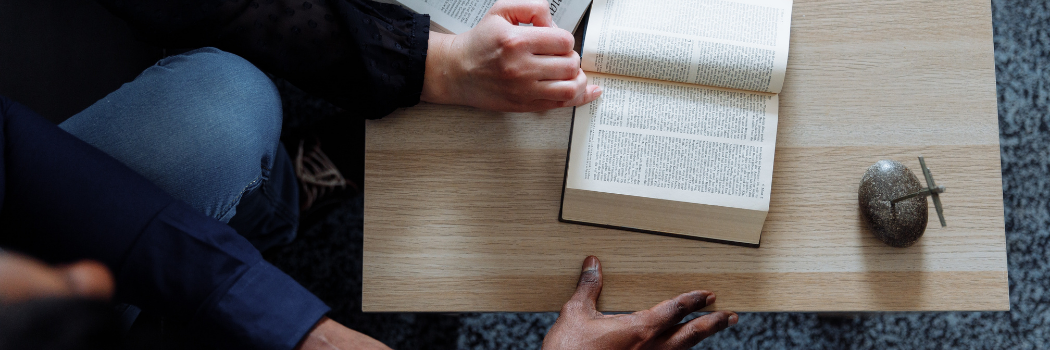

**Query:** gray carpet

left=266, top=0, right=1050, bottom=348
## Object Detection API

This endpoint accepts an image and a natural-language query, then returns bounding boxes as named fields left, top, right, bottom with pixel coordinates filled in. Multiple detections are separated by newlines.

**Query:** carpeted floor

left=265, top=0, right=1050, bottom=348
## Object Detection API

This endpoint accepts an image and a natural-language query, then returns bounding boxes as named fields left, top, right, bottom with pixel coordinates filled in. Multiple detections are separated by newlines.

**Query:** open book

left=560, top=0, right=793, bottom=247
left=389, top=0, right=592, bottom=34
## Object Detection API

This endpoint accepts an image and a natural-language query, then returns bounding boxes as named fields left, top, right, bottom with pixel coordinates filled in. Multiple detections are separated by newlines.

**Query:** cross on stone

left=890, top=156, right=947, bottom=227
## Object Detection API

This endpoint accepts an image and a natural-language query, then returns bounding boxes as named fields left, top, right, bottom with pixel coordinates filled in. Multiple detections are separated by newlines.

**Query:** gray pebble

left=858, top=160, right=928, bottom=247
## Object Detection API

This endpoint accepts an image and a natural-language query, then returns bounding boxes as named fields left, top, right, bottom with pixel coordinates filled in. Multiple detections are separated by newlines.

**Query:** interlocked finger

left=515, top=27, right=576, bottom=55
left=535, top=69, right=588, bottom=102
left=491, top=0, right=556, bottom=27
left=532, top=51, right=581, bottom=81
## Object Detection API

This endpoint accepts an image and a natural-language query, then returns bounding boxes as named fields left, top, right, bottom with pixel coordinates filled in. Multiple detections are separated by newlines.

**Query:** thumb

left=565, top=255, right=603, bottom=316
left=490, top=0, right=556, bottom=27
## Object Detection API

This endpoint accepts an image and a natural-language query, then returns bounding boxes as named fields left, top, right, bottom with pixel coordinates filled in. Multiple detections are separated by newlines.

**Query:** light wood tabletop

left=363, top=0, right=1007, bottom=312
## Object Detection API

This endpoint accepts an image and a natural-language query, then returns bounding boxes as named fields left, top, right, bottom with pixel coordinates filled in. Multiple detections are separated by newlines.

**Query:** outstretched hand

left=543, top=256, right=737, bottom=350
left=421, top=0, right=602, bottom=112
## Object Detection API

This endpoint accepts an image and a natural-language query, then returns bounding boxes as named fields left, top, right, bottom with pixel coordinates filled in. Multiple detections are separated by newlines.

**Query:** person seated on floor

left=0, top=0, right=737, bottom=349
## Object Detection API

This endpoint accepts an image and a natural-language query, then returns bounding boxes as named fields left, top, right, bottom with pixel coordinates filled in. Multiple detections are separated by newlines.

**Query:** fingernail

left=593, top=86, right=603, bottom=95
left=728, top=314, right=738, bottom=326
left=705, top=294, right=716, bottom=306
left=583, top=256, right=598, bottom=272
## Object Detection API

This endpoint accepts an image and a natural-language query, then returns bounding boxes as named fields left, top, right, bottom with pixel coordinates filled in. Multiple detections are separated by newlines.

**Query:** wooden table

left=363, top=0, right=1007, bottom=312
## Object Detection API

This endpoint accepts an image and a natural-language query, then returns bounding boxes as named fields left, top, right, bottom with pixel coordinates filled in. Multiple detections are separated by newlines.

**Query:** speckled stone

left=858, top=160, right=928, bottom=247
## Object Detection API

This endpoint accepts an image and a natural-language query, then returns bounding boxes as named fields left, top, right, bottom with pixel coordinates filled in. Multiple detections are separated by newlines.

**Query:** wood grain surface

left=363, top=0, right=1007, bottom=312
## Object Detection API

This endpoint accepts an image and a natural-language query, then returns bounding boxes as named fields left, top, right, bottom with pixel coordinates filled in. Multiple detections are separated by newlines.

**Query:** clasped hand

left=421, top=0, right=602, bottom=112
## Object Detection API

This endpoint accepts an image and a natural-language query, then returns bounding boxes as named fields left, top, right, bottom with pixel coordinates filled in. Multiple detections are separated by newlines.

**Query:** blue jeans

left=59, top=47, right=299, bottom=252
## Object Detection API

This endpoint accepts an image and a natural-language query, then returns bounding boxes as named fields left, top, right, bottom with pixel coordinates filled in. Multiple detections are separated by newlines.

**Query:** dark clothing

left=0, top=96, right=329, bottom=350
left=1, top=0, right=432, bottom=349
left=97, top=0, right=431, bottom=119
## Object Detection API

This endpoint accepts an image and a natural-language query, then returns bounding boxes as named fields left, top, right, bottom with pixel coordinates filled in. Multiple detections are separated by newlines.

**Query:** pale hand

left=543, top=256, right=738, bottom=350
left=421, top=0, right=601, bottom=112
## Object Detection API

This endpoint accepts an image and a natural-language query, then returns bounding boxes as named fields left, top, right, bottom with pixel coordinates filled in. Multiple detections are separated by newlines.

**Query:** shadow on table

left=857, top=205, right=927, bottom=311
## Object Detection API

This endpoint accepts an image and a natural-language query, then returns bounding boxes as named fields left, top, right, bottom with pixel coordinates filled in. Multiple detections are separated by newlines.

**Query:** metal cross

left=890, top=156, right=947, bottom=226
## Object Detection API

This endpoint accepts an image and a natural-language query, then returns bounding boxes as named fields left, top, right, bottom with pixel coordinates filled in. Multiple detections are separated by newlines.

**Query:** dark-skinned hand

left=543, top=256, right=737, bottom=350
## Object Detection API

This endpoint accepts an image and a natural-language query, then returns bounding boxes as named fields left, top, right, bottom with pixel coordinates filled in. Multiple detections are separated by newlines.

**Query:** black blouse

left=97, top=0, right=430, bottom=119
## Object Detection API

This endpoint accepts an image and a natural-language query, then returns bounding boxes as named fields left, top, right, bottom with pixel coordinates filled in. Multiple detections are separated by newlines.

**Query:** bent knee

left=154, top=48, right=282, bottom=140
left=151, top=48, right=283, bottom=157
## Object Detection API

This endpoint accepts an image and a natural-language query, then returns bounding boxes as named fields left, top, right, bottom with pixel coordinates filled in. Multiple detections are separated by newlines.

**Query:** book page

left=581, top=0, right=792, bottom=93
left=392, top=0, right=591, bottom=34
left=565, top=73, right=778, bottom=211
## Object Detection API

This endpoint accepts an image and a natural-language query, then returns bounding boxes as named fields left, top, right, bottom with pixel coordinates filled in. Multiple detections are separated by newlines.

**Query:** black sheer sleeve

left=97, top=0, right=430, bottom=119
